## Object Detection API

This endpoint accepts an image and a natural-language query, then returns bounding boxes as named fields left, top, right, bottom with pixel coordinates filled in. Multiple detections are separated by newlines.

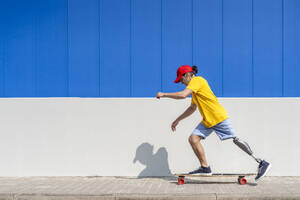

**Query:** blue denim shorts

left=192, top=119, right=236, bottom=141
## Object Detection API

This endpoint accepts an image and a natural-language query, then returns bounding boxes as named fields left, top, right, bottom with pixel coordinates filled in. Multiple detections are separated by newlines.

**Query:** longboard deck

left=174, top=173, right=257, bottom=185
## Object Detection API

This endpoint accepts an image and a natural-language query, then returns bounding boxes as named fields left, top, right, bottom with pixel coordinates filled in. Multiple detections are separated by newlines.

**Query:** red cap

left=174, top=65, right=193, bottom=83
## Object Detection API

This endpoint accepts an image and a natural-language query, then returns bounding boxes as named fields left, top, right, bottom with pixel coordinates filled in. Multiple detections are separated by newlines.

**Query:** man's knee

left=189, top=134, right=202, bottom=145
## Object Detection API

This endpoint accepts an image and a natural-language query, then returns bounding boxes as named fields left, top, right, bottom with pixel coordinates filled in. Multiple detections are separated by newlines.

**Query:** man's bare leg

left=188, top=134, right=209, bottom=167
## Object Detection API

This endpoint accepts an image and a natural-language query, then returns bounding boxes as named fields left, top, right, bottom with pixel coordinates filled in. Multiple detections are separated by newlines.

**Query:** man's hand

left=171, top=120, right=179, bottom=132
left=156, top=92, right=164, bottom=99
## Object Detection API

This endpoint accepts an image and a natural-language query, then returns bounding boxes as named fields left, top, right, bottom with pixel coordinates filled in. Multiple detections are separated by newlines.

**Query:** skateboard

left=174, top=173, right=256, bottom=185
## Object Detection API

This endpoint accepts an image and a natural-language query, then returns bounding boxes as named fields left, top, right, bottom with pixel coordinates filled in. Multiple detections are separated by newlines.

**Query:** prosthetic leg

left=233, top=137, right=262, bottom=163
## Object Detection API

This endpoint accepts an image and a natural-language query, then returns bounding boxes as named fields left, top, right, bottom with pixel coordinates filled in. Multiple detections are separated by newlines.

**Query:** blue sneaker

left=255, top=160, right=271, bottom=181
left=189, top=166, right=212, bottom=175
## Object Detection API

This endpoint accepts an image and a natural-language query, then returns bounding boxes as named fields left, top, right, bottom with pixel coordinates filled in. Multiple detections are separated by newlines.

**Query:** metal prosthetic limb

left=233, top=137, right=262, bottom=163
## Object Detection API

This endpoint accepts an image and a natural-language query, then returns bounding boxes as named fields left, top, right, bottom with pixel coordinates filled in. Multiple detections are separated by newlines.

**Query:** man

left=156, top=65, right=271, bottom=181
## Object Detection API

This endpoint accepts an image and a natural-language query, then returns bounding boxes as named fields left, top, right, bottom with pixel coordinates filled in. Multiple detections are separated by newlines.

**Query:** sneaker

left=189, top=166, right=212, bottom=175
left=255, top=160, right=271, bottom=181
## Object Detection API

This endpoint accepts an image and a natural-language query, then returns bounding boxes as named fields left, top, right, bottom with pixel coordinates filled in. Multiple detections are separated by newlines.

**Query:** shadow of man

left=133, top=143, right=172, bottom=177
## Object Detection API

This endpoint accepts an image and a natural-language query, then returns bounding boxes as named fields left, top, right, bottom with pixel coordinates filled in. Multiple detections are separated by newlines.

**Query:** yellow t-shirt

left=187, top=76, right=228, bottom=128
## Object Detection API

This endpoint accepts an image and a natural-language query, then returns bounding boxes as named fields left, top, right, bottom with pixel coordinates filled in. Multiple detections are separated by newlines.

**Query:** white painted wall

left=0, top=98, right=299, bottom=176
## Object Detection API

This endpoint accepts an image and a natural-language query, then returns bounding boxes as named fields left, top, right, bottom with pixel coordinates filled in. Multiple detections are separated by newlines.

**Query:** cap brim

left=174, top=75, right=181, bottom=83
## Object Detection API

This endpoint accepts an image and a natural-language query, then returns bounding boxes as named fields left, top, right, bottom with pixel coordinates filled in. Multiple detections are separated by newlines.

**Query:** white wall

left=0, top=98, right=299, bottom=176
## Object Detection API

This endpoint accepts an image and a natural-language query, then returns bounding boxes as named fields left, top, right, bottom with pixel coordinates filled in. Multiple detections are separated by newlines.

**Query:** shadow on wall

left=133, top=143, right=172, bottom=177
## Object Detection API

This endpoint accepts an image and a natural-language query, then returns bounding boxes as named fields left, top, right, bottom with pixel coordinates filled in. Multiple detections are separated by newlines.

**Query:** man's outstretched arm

left=156, top=88, right=193, bottom=99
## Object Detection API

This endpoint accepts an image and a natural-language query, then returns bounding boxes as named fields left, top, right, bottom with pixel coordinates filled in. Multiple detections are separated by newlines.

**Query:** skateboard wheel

left=178, top=177, right=185, bottom=185
left=238, top=177, right=247, bottom=185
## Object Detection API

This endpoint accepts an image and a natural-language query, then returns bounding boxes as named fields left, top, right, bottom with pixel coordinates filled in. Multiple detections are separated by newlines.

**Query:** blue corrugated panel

left=162, top=0, right=192, bottom=93
left=131, top=0, right=162, bottom=97
left=99, top=0, right=131, bottom=97
left=193, top=0, right=222, bottom=97
left=284, top=0, right=300, bottom=97
left=0, top=39, right=3, bottom=96
left=0, top=2, right=4, bottom=97
left=223, top=0, right=253, bottom=97
left=3, top=0, right=36, bottom=97
left=253, top=0, right=283, bottom=97
left=36, top=0, right=68, bottom=97
left=68, top=0, right=100, bottom=97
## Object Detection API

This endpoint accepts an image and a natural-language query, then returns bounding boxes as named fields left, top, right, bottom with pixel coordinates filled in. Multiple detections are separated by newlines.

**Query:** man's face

left=180, top=74, right=189, bottom=86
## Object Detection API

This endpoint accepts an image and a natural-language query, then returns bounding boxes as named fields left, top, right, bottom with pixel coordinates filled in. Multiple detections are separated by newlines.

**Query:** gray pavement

left=0, top=176, right=300, bottom=200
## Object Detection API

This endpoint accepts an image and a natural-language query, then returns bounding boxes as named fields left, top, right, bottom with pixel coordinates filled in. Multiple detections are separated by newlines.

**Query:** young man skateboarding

left=156, top=65, right=271, bottom=181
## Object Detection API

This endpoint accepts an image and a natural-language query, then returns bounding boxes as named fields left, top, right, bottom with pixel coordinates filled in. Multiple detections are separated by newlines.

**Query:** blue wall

left=0, top=0, right=299, bottom=97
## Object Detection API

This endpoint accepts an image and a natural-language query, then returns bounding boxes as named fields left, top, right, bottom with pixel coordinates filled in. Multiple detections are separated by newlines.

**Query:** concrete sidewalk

left=0, top=176, right=299, bottom=200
